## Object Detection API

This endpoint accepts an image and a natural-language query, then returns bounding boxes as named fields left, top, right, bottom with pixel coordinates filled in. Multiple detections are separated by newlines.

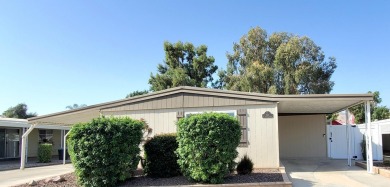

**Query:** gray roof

left=28, top=86, right=373, bottom=125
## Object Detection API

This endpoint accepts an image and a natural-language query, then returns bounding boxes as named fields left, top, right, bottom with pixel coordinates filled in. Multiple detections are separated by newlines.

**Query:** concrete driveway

left=282, top=159, right=390, bottom=187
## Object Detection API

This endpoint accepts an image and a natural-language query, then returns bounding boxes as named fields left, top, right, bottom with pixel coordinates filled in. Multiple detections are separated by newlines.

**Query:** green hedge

left=38, top=143, right=52, bottom=163
left=68, top=117, right=145, bottom=187
left=143, top=133, right=180, bottom=177
left=176, top=113, right=241, bottom=184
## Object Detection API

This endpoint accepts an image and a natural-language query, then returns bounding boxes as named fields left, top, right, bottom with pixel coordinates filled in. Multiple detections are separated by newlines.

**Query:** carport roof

left=27, top=86, right=373, bottom=125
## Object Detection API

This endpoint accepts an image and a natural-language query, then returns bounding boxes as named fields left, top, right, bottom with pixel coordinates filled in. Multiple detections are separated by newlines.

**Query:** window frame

left=184, top=110, right=237, bottom=118
left=38, top=129, right=54, bottom=144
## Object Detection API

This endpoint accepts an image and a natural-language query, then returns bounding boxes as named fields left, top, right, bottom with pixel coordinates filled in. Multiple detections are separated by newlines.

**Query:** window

left=184, top=110, right=236, bottom=118
left=178, top=109, right=248, bottom=147
left=39, top=130, right=53, bottom=143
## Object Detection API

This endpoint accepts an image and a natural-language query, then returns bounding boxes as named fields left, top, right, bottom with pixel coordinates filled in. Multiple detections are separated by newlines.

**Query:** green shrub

left=176, top=113, right=241, bottom=184
left=38, top=143, right=52, bottom=163
left=236, top=155, right=254, bottom=175
left=361, top=138, right=366, bottom=161
left=68, top=117, right=145, bottom=187
left=143, top=133, right=180, bottom=177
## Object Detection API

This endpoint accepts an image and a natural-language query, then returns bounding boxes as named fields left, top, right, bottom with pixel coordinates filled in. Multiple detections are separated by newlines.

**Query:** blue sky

left=0, top=1, right=389, bottom=115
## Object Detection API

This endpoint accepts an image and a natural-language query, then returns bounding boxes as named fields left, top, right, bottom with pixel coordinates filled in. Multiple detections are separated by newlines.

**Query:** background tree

left=149, top=41, right=218, bottom=91
left=350, top=91, right=390, bottom=123
left=126, top=90, right=149, bottom=98
left=216, top=27, right=337, bottom=94
left=66, top=104, right=87, bottom=110
left=2, top=103, right=37, bottom=119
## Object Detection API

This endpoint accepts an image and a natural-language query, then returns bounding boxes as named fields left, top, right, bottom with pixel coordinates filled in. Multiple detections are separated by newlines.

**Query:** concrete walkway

left=0, top=164, right=74, bottom=187
left=0, top=157, right=71, bottom=171
left=282, top=159, right=390, bottom=187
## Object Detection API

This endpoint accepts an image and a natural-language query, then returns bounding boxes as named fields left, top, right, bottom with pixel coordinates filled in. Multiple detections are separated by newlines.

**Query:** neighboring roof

left=0, top=117, right=70, bottom=130
left=331, top=120, right=343, bottom=125
left=28, top=86, right=373, bottom=125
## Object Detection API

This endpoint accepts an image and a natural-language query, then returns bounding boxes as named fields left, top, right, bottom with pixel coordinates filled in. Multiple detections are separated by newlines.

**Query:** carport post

left=63, top=130, right=71, bottom=165
left=345, top=110, right=351, bottom=166
left=20, top=124, right=36, bottom=170
left=365, top=101, right=374, bottom=173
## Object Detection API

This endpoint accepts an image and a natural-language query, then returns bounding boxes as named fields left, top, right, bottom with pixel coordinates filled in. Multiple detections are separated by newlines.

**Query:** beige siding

left=279, top=114, right=327, bottom=158
left=104, top=104, right=279, bottom=169
left=235, top=105, right=279, bottom=168
left=27, top=129, right=62, bottom=157
left=27, top=129, right=39, bottom=157
left=104, top=109, right=178, bottom=136
left=52, top=130, right=62, bottom=155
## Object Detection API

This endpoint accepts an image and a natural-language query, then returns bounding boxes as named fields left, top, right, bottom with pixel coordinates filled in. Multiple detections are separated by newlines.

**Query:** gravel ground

left=12, top=173, right=77, bottom=187
left=122, top=169, right=282, bottom=186
left=13, top=169, right=283, bottom=187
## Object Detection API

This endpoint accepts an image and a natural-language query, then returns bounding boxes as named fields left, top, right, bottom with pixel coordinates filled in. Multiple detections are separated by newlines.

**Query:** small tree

left=176, top=113, right=241, bottom=184
left=68, top=117, right=144, bottom=187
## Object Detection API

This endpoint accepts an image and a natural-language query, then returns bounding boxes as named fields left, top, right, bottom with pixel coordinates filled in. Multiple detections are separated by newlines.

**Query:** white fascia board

left=0, top=121, right=30, bottom=128
left=0, top=121, right=70, bottom=130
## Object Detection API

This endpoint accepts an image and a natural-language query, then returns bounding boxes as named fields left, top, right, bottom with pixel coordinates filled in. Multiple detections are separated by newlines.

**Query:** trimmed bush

left=38, top=143, right=52, bottom=163
left=361, top=138, right=366, bottom=160
left=143, top=133, right=180, bottom=177
left=176, top=113, right=241, bottom=184
left=68, top=117, right=145, bottom=187
left=236, top=155, right=254, bottom=175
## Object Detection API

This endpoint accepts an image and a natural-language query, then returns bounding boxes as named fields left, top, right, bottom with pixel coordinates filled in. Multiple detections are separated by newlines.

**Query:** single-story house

left=24, top=86, right=375, bottom=171
left=0, top=117, right=69, bottom=160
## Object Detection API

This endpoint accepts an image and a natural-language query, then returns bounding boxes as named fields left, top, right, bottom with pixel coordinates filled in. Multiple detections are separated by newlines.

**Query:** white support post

left=63, top=130, right=71, bottom=165
left=365, top=101, right=374, bottom=173
left=346, top=110, right=351, bottom=166
left=20, top=124, right=36, bottom=170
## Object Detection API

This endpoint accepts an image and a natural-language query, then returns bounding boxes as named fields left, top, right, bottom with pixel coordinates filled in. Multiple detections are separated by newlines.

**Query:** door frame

left=0, top=128, right=22, bottom=159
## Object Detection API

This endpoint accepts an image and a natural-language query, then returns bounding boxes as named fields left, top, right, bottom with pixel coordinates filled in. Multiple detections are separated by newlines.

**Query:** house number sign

left=262, top=111, right=274, bottom=118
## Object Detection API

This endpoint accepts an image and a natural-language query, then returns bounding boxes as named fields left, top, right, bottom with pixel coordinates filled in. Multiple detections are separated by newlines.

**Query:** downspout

left=20, top=124, right=37, bottom=170
left=63, top=130, right=71, bottom=165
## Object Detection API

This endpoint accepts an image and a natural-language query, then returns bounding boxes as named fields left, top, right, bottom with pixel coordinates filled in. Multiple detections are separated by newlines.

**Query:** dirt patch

left=13, top=169, right=283, bottom=187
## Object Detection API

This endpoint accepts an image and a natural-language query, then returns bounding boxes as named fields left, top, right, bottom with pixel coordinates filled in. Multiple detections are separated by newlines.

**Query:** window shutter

left=237, top=109, right=248, bottom=146
left=177, top=111, right=184, bottom=119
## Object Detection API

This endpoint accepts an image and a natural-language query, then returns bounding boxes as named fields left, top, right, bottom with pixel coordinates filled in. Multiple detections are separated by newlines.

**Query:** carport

left=276, top=95, right=375, bottom=173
